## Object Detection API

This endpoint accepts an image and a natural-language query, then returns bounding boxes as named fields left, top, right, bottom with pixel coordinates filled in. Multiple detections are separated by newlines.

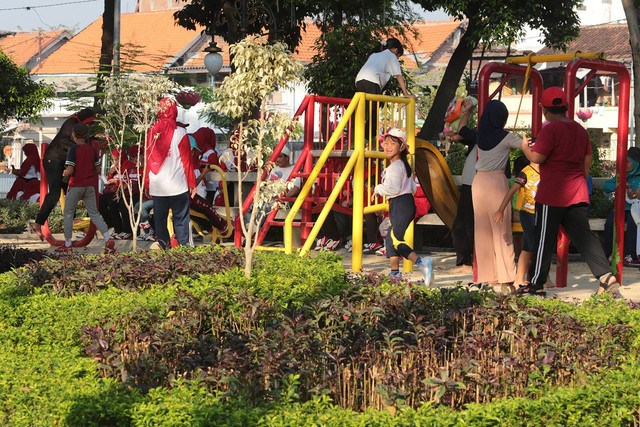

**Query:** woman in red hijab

left=7, top=143, right=41, bottom=201
left=145, top=98, right=196, bottom=249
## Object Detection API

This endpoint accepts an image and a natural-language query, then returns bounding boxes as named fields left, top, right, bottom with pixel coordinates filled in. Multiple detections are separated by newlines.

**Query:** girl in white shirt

left=374, top=128, right=433, bottom=285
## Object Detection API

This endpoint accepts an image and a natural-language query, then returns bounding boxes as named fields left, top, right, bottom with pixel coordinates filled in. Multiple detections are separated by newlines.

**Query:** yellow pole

left=299, top=152, right=360, bottom=255
left=284, top=94, right=363, bottom=254
left=403, top=98, right=416, bottom=272
left=352, top=94, right=366, bottom=272
left=506, top=52, right=605, bottom=64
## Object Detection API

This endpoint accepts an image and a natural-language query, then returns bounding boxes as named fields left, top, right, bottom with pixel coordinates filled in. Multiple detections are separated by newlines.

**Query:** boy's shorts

left=520, top=211, right=536, bottom=252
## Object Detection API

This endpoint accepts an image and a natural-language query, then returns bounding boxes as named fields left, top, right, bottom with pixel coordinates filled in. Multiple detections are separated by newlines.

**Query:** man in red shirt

left=520, top=87, right=618, bottom=296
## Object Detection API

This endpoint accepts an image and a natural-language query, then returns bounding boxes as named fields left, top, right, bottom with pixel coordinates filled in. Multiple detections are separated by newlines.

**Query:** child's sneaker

left=415, top=257, right=434, bottom=287
left=314, top=236, right=328, bottom=251
left=324, top=238, right=343, bottom=251
left=375, top=246, right=387, bottom=257
left=104, top=239, right=117, bottom=255
left=624, top=254, right=640, bottom=267
left=364, top=242, right=383, bottom=254
left=345, top=239, right=353, bottom=252
left=388, top=270, right=402, bottom=279
left=55, top=245, right=73, bottom=255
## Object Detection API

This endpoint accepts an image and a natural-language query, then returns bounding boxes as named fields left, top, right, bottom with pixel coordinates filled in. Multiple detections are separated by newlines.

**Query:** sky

left=0, top=0, right=139, bottom=33
left=0, top=0, right=449, bottom=33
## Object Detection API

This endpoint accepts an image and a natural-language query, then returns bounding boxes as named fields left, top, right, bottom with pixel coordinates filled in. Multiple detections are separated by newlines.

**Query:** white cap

left=280, top=146, right=292, bottom=158
left=380, top=128, right=407, bottom=146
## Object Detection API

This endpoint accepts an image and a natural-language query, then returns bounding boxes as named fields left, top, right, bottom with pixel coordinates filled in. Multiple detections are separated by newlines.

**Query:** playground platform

left=3, top=232, right=639, bottom=303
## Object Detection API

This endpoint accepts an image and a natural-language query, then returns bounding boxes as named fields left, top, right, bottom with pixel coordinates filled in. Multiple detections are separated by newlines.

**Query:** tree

left=622, top=0, right=640, bottom=146
left=174, top=0, right=309, bottom=50
left=210, top=38, right=303, bottom=277
left=413, top=0, right=582, bottom=140
left=97, top=74, right=177, bottom=251
left=0, top=51, right=54, bottom=130
left=94, top=0, right=115, bottom=109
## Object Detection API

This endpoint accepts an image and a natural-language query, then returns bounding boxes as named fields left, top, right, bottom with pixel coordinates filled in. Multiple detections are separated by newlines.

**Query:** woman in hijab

left=30, top=108, right=95, bottom=240
left=145, top=97, right=196, bottom=249
left=7, top=143, right=40, bottom=201
left=472, top=100, right=522, bottom=292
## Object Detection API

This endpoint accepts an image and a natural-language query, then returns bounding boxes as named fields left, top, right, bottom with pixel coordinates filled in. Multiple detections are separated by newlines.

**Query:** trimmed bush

left=0, top=248, right=638, bottom=425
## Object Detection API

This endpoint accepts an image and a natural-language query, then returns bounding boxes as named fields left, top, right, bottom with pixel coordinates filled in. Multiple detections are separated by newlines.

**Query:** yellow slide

left=414, top=138, right=460, bottom=229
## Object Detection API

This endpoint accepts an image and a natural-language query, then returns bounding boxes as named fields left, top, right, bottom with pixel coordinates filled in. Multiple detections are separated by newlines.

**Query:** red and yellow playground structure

left=235, top=51, right=630, bottom=287
left=34, top=51, right=630, bottom=288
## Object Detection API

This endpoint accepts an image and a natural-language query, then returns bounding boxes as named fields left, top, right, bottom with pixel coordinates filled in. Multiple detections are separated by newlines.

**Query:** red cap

left=541, top=87, right=567, bottom=108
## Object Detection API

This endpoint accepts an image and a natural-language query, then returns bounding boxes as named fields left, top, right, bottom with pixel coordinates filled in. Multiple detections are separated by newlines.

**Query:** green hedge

left=0, top=249, right=639, bottom=425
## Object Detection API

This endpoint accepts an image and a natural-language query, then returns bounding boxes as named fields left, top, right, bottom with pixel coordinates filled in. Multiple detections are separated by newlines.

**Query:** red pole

left=565, top=59, right=630, bottom=284
left=476, top=62, right=544, bottom=283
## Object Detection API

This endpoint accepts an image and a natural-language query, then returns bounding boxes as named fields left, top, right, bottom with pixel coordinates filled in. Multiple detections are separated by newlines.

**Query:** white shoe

left=314, top=236, right=328, bottom=251
left=75, top=232, right=86, bottom=239
left=345, top=239, right=353, bottom=252
left=416, top=257, right=434, bottom=287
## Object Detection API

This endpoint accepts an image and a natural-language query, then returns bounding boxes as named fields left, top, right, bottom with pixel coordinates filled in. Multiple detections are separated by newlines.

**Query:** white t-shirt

left=269, top=164, right=301, bottom=189
left=374, top=160, right=415, bottom=199
left=355, top=50, right=402, bottom=89
left=149, top=127, right=189, bottom=197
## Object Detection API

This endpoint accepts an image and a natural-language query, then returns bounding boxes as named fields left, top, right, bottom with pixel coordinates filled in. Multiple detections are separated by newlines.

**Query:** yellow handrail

left=284, top=92, right=415, bottom=272
left=284, top=93, right=364, bottom=253
left=299, top=149, right=361, bottom=256
left=506, top=52, right=605, bottom=64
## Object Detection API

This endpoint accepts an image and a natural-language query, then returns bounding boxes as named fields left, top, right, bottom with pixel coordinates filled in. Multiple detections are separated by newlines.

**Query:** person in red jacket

left=7, top=143, right=40, bottom=201
left=145, top=97, right=196, bottom=249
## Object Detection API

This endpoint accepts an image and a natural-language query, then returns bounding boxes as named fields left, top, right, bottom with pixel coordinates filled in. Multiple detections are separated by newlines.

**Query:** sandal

left=29, top=223, right=44, bottom=242
left=596, top=273, right=620, bottom=296
left=516, top=283, right=546, bottom=297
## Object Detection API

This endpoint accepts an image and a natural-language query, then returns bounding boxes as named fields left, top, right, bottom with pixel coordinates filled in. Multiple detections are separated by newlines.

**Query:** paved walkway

left=2, top=231, right=639, bottom=302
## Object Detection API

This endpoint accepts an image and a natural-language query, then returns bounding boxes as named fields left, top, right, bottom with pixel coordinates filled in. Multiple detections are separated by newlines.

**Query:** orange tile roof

left=0, top=30, right=67, bottom=67
left=403, top=19, right=463, bottom=58
left=34, top=10, right=203, bottom=74
left=536, top=23, right=630, bottom=61
left=291, top=20, right=461, bottom=70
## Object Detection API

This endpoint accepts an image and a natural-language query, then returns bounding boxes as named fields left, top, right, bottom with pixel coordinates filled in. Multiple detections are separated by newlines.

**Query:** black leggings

left=385, top=194, right=415, bottom=259
left=528, top=202, right=610, bottom=286
left=36, top=159, right=67, bottom=226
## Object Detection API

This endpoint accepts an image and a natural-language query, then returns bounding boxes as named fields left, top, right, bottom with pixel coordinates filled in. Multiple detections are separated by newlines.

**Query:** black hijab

left=477, top=100, right=509, bottom=151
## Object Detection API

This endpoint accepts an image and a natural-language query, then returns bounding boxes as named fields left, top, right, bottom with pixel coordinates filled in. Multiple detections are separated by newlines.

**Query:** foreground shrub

left=81, top=281, right=633, bottom=411
left=0, top=199, right=83, bottom=234
left=12, top=245, right=242, bottom=295
left=0, top=199, right=39, bottom=233
left=0, top=244, right=52, bottom=274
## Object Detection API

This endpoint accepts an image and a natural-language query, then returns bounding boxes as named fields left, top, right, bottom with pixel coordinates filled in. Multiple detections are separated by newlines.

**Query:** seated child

left=7, top=143, right=40, bottom=202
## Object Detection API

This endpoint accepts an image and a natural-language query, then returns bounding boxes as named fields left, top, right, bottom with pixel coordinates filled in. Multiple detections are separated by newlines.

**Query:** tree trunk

left=622, top=0, right=640, bottom=146
left=94, top=0, right=115, bottom=109
left=416, top=20, right=480, bottom=141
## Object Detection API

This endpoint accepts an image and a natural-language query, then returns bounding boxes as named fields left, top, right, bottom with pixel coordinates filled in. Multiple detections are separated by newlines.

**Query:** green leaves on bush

left=0, top=248, right=640, bottom=425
